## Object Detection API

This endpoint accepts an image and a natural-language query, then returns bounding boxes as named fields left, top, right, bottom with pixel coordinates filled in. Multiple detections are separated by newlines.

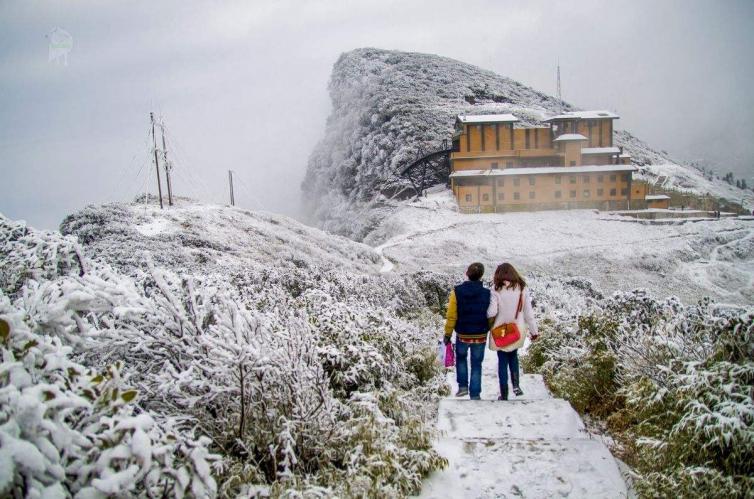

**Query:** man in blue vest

left=443, top=262, right=490, bottom=400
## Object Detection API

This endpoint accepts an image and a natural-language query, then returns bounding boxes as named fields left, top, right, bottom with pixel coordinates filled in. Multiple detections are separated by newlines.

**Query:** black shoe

left=470, top=396, right=481, bottom=400
left=513, top=386, right=523, bottom=397
left=455, top=388, right=469, bottom=397
left=499, top=386, right=509, bottom=400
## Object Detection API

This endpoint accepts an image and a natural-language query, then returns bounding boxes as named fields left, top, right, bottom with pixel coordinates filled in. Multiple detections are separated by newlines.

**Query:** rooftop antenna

left=556, top=58, right=562, bottom=105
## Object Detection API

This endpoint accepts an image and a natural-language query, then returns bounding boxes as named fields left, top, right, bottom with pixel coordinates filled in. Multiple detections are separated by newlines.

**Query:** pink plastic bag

left=444, top=343, right=455, bottom=368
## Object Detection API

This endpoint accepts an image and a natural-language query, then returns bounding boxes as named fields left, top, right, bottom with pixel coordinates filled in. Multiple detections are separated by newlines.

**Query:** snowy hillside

left=60, top=199, right=382, bottom=276
left=369, top=190, right=754, bottom=307
left=2, top=200, right=465, bottom=497
left=302, top=48, right=677, bottom=241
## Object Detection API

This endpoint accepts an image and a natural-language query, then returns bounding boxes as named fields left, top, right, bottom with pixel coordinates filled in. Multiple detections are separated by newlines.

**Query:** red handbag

left=490, top=290, right=523, bottom=348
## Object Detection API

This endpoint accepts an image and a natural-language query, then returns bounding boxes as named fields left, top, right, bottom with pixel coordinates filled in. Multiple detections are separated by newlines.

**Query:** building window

left=621, top=188, right=628, bottom=196
left=513, top=178, right=520, bottom=186
left=570, top=161, right=577, bottom=166
left=529, top=177, right=536, bottom=186
left=555, top=176, right=562, bottom=184
left=569, top=176, right=576, bottom=184
left=498, top=192, right=505, bottom=200
left=583, top=176, right=590, bottom=183
left=491, top=162, right=499, bottom=170
left=622, top=174, right=630, bottom=181
left=465, top=194, right=472, bottom=202
left=497, top=178, right=505, bottom=186
left=525, top=129, right=530, bottom=149
left=597, top=175, right=604, bottom=183
left=482, top=193, right=489, bottom=202
left=610, top=174, right=617, bottom=182
left=570, top=190, right=577, bottom=198
left=514, top=192, right=520, bottom=200
left=506, top=161, right=513, bottom=168
left=583, top=190, right=591, bottom=198
left=610, top=188, right=617, bottom=196
left=597, top=188, right=604, bottom=196
left=555, top=190, right=562, bottom=199
left=529, top=191, right=535, bottom=199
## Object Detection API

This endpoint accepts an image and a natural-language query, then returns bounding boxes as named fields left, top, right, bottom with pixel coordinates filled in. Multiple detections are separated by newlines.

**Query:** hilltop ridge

left=302, top=48, right=676, bottom=241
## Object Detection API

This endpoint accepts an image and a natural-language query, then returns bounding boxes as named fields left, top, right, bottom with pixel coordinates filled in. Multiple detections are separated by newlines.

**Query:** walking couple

left=443, top=262, right=539, bottom=400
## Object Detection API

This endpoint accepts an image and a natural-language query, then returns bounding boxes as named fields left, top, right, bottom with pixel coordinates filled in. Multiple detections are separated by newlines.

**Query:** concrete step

left=446, top=371, right=553, bottom=401
left=419, top=436, right=628, bottom=499
left=438, top=398, right=587, bottom=440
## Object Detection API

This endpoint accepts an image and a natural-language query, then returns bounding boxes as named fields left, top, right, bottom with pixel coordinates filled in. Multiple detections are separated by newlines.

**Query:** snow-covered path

left=418, top=359, right=628, bottom=498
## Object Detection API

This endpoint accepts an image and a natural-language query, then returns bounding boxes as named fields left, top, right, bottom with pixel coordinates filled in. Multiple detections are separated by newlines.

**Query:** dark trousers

left=456, top=341, right=485, bottom=397
left=497, top=350, right=520, bottom=393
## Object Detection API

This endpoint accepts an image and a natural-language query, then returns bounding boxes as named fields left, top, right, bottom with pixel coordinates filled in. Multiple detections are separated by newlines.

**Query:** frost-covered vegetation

left=1, top=201, right=456, bottom=497
left=302, top=48, right=676, bottom=241
left=523, top=290, right=754, bottom=498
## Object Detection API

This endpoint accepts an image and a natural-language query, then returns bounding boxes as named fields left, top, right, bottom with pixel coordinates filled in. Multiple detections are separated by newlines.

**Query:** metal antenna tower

left=556, top=58, right=562, bottom=103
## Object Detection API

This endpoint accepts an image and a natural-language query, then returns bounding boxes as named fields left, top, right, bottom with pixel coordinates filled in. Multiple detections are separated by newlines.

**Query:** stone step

left=418, top=436, right=628, bottom=499
left=438, top=398, right=587, bottom=440
left=446, top=371, right=553, bottom=401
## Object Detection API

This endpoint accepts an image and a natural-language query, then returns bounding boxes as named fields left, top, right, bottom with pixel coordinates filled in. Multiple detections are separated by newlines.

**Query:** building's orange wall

left=582, top=153, right=614, bottom=165
left=631, top=181, right=648, bottom=200
left=564, top=142, right=583, bottom=166
left=647, top=199, right=670, bottom=209
left=603, top=120, right=613, bottom=147
left=454, top=171, right=632, bottom=207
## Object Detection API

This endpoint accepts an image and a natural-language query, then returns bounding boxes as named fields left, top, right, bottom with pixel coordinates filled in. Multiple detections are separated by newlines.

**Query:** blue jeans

left=456, top=341, right=486, bottom=397
left=497, top=350, right=520, bottom=390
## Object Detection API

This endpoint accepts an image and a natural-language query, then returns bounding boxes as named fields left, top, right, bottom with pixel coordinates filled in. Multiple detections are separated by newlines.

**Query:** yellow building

left=449, top=111, right=652, bottom=213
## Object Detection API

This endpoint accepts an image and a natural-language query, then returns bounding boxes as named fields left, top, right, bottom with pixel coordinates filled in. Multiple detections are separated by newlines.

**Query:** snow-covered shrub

left=0, top=297, right=216, bottom=498
left=3, top=204, right=450, bottom=497
left=523, top=290, right=754, bottom=498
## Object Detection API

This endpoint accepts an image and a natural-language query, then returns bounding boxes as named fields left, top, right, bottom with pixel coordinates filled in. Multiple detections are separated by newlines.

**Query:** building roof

left=553, top=133, right=588, bottom=142
left=645, top=194, right=671, bottom=200
left=450, top=164, right=638, bottom=178
left=581, top=147, right=621, bottom=155
left=457, top=114, right=519, bottom=124
left=544, top=110, right=620, bottom=122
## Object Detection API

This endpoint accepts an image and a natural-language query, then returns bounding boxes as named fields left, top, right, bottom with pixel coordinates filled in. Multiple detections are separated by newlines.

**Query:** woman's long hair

left=493, top=263, right=526, bottom=291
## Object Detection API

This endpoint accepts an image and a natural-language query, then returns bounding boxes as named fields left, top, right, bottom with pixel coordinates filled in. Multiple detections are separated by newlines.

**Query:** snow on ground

left=418, top=362, right=628, bottom=498
left=368, top=190, right=754, bottom=306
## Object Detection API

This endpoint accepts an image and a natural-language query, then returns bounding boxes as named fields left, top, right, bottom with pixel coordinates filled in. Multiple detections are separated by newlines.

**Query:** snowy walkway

left=418, top=359, right=628, bottom=498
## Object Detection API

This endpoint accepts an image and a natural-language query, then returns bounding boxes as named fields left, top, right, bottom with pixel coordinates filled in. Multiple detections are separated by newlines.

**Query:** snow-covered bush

left=523, top=290, right=754, bottom=498
left=2, top=203, right=450, bottom=497
left=0, top=298, right=216, bottom=498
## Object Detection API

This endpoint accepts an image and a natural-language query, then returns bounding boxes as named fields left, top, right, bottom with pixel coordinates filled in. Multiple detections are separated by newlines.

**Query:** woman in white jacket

left=487, top=263, right=539, bottom=400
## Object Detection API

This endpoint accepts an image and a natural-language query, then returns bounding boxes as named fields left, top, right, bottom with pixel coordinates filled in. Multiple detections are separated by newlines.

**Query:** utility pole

left=228, top=170, right=235, bottom=206
left=150, top=112, right=164, bottom=209
left=160, top=121, right=174, bottom=206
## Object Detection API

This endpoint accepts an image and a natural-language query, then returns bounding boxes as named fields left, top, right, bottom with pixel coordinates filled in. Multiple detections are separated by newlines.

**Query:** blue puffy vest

left=454, top=281, right=491, bottom=334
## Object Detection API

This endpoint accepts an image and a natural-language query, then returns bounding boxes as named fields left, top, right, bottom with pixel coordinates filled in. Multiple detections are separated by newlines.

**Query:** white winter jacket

left=487, top=285, right=538, bottom=352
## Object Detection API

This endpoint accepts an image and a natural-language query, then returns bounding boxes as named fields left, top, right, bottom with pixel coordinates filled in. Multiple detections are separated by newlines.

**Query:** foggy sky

left=1, top=0, right=753, bottom=229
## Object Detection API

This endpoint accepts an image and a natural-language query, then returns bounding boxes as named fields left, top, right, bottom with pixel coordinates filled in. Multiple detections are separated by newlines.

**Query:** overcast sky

left=2, top=0, right=753, bottom=229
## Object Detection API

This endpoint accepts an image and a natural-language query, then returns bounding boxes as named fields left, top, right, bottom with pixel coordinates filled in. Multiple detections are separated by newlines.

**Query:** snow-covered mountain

left=302, top=48, right=681, bottom=241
